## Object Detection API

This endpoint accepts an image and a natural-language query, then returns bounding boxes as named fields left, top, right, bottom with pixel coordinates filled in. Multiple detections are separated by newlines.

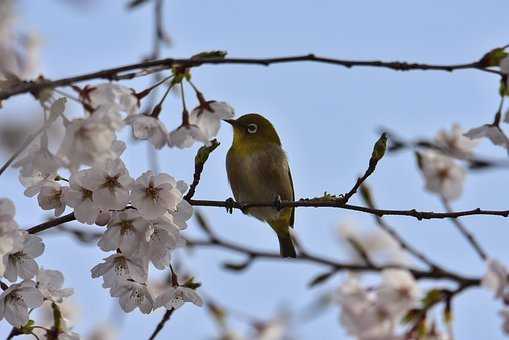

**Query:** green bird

left=225, top=113, right=297, bottom=258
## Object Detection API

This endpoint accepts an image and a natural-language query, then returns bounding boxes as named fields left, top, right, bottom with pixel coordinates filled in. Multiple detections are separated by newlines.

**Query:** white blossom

left=168, top=101, right=234, bottom=148
left=4, top=234, right=44, bottom=282
left=14, top=136, right=62, bottom=197
left=144, top=216, right=184, bottom=269
left=435, top=123, right=478, bottom=158
left=91, top=254, right=148, bottom=288
left=376, top=269, right=420, bottom=317
left=464, top=124, right=509, bottom=150
left=130, top=171, right=183, bottom=219
left=127, top=115, right=168, bottom=149
left=37, top=182, right=67, bottom=216
left=336, top=276, right=394, bottom=339
left=419, top=151, right=466, bottom=201
left=110, top=280, right=153, bottom=314
left=0, top=279, right=43, bottom=327
left=86, top=83, right=139, bottom=116
left=0, top=198, right=15, bottom=220
left=482, top=258, right=508, bottom=299
left=80, top=158, right=133, bottom=210
left=63, top=169, right=101, bottom=224
left=97, top=210, right=147, bottom=255
left=155, top=285, right=203, bottom=310
left=36, top=268, right=73, bottom=302
left=58, top=117, right=117, bottom=169
left=168, top=124, right=208, bottom=148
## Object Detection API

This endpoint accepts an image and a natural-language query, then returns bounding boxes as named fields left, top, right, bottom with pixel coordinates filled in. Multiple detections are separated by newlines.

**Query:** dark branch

left=359, top=184, right=443, bottom=270
left=148, top=308, right=175, bottom=340
left=0, top=54, right=501, bottom=101
left=441, top=198, right=488, bottom=261
left=27, top=213, right=75, bottom=234
left=184, top=236, right=480, bottom=288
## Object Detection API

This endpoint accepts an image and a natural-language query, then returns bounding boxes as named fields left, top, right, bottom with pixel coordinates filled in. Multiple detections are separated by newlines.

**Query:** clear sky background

left=1, top=0, right=509, bottom=339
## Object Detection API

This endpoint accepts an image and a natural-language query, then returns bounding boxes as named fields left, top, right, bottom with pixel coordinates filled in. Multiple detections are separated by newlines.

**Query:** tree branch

left=148, top=308, right=175, bottom=340
left=441, top=197, right=487, bottom=261
left=359, top=184, right=443, bottom=270
left=0, top=54, right=501, bottom=101
left=184, top=235, right=480, bottom=288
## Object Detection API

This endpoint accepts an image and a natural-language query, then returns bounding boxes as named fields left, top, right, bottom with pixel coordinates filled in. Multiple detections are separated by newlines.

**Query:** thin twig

left=148, top=308, right=175, bottom=340
left=359, top=184, right=443, bottom=270
left=0, top=125, right=44, bottom=176
left=27, top=213, right=75, bottom=234
left=441, top=197, right=487, bottom=261
left=0, top=54, right=502, bottom=101
left=341, top=133, right=387, bottom=203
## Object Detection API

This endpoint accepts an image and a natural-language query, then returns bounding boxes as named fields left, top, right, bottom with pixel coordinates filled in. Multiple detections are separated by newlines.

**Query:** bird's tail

left=276, top=232, right=297, bottom=258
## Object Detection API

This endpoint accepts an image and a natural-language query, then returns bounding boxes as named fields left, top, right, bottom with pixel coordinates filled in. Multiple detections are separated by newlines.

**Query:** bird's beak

left=223, top=119, right=237, bottom=126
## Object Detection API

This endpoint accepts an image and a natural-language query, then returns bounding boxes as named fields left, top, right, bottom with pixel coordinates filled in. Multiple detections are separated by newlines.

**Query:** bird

left=224, top=113, right=297, bottom=258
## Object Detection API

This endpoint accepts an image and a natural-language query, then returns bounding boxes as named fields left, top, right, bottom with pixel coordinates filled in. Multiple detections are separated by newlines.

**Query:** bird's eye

left=247, top=123, right=258, bottom=134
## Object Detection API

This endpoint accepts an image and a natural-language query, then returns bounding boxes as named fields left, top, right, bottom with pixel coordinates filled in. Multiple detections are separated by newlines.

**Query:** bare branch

left=0, top=54, right=501, bottom=101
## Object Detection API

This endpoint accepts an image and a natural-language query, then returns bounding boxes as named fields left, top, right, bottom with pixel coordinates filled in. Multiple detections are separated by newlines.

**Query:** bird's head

left=224, top=113, right=282, bottom=147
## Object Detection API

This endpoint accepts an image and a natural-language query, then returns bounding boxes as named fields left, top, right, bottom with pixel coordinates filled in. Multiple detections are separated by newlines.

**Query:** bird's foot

left=225, top=197, right=235, bottom=214
left=273, top=195, right=282, bottom=211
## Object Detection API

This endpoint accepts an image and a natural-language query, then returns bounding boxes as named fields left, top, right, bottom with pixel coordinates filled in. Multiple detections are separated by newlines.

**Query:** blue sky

left=1, top=0, right=509, bottom=339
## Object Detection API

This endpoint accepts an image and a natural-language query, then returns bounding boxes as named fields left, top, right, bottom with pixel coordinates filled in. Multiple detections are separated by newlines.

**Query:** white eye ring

left=247, top=123, right=258, bottom=134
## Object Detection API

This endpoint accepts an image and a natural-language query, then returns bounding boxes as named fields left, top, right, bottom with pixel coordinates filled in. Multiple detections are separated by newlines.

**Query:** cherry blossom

left=80, top=158, right=133, bottom=210
left=127, top=114, right=168, bottom=149
left=130, top=171, right=183, bottom=219
left=435, top=123, right=478, bottom=158
left=63, top=169, right=101, bottom=224
left=14, top=135, right=63, bottom=197
left=0, top=279, right=44, bottom=327
left=168, top=101, right=234, bottom=148
left=376, top=269, right=420, bottom=317
left=86, top=83, right=139, bottom=116
left=110, top=280, right=154, bottom=314
left=464, top=124, right=509, bottom=150
left=36, top=268, right=74, bottom=302
left=97, top=210, right=147, bottom=255
left=4, top=234, right=44, bottom=282
left=58, top=117, right=117, bottom=169
left=419, top=151, right=466, bottom=201
left=155, top=285, right=203, bottom=310
left=144, top=216, right=184, bottom=269
left=37, top=182, right=67, bottom=217
left=482, top=258, right=509, bottom=299
left=91, top=254, right=148, bottom=288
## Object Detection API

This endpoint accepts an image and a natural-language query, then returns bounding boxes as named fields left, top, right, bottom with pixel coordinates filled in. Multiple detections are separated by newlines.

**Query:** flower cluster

left=0, top=197, right=75, bottom=337
left=9, top=81, right=227, bottom=319
left=334, top=270, right=450, bottom=339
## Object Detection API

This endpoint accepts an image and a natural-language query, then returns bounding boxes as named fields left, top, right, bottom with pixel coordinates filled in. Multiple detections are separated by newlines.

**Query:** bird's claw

left=273, top=195, right=282, bottom=211
left=225, top=197, right=235, bottom=214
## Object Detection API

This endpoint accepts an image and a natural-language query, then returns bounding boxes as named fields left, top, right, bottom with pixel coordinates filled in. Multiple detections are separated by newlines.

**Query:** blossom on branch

left=418, top=151, right=466, bottom=201
left=0, top=279, right=43, bottom=327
